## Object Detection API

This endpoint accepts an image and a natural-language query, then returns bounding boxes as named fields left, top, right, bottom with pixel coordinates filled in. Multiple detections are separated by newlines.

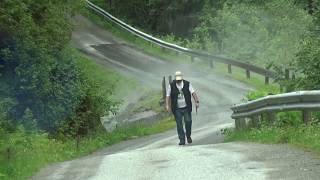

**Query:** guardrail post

left=246, top=69, right=251, bottom=79
left=210, top=60, right=214, bottom=69
left=168, top=75, right=172, bottom=84
left=303, top=110, right=311, bottom=124
left=265, top=76, right=269, bottom=85
left=285, top=69, right=290, bottom=80
left=250, top=115, right=260, bottom=128
left=228, top=64, right=232, bottom=74
left=162, top=76, right=166, bottom=101
left=235, top=118, right=245, bottom=130
left=240, top=118, right=246, bottom=129
left=266, top=112, right=276, bottom=124
left=235, top=119, right=239, bottom=130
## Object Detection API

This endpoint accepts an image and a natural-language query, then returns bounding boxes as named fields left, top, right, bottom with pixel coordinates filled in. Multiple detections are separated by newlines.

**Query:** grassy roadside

left=0, top=117, right=175, bottom=180
left=223, top=91, right=320, bottom=154
left=0, top=50, right=175, bottom=180
left=224, top=124, right=320, bottom=154
left=129, top=90, right=164, bottom=114
left=77, top=51, right=138, bottom=103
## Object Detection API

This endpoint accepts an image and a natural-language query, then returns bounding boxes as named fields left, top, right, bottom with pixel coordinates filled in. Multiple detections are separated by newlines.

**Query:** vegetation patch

left=225, top=124, right=320, bottom=154
left=129, top=90, right=164, bottom=114
left=0, top=116, right=175, bottom=180
left=0, top=51, right=174, bottom=179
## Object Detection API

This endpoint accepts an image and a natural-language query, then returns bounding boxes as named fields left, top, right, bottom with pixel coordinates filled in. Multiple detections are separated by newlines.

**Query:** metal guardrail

left=231, top=90, right=320, bottom=129
left=86, top=0, right=276, bottom=84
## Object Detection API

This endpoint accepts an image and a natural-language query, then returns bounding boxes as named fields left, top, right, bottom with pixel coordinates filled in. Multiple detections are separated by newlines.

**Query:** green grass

left=129, top=90, right=164, bottom=114
left=225, top=124, right=320, bottom=154
left=76, top=50, right=138, bottom=103
left=0, top=117, right=175, bottom=180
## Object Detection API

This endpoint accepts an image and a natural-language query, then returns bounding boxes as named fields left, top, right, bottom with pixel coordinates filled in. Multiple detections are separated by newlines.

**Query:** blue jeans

left=174, top=107, right=192, bottom=141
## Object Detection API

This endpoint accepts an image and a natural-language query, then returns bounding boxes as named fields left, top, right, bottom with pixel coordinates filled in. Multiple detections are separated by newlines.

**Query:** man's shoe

left=187, top=137, right=192, bottom=144
left=179, top=140, right=185, bottom=145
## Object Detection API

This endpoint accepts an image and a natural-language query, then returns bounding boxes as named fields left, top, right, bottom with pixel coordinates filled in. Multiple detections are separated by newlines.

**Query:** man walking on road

left=166, top=71, right=200, bottom=145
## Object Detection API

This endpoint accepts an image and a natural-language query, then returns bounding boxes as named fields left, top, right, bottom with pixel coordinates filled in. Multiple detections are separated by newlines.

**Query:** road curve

left=32, top=15, right=320, bottom=180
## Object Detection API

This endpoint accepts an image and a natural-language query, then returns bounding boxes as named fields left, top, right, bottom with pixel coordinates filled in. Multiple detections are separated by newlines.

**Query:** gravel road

left=32, top=15, right=320, bottom=180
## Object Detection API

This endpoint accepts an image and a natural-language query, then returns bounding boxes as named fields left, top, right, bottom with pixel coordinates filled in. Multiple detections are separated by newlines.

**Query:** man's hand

left=195, top=102, right=200, bottom=109
left=192, top=93, right=199, bottom=110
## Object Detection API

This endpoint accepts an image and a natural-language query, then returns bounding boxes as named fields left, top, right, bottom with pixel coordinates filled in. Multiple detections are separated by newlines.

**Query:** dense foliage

left=293, top=9, right=320, bottom=90
left=0, top=0, right=117, bottom=136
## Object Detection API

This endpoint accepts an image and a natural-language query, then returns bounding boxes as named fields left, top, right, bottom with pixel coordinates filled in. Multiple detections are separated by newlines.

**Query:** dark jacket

left=170, top=80, right=192, bottom=113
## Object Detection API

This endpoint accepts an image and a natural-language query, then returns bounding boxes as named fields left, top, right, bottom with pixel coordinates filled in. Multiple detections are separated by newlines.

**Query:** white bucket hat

left=175, top=71, right=183, bottom=81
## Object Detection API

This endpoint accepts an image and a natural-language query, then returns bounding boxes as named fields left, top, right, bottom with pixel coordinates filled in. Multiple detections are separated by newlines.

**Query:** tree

left=295, top=37, right=320, bottom=90
left=0, top=0, right=115, bottom=135
left=192, top=0, right=312, bottom=66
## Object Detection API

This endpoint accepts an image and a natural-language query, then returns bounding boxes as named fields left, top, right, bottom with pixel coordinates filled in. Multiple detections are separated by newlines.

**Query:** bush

left=295, top=37, right=320, bottom=90
left=20, top=108, right=37, bottom=134
left=276, top=111, right=302, bottom=127
left=0, top=98, right=16, bottom=132
left=246, top=91, right=270, bottom=101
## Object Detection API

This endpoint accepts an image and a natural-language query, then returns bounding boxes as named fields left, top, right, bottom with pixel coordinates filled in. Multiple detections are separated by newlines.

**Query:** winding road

left=32, top=15, right=320, bottom=180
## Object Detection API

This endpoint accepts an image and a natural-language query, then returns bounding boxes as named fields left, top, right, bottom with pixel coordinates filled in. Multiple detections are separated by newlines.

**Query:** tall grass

left=0, top=117, right=175, bottom=180
left=225, top=124, right=320, bottom=153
